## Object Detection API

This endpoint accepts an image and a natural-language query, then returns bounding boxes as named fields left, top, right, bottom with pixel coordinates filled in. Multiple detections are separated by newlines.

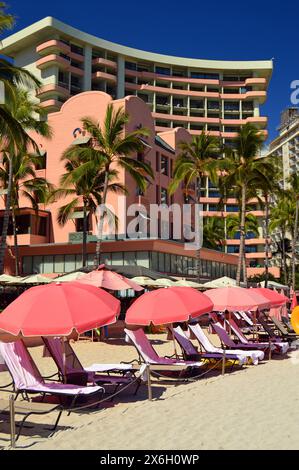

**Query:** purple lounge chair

left=188, top=323, right=264, bottom=365
left=42, top=337, right=140, bottom=394
left=0, top=341, right=104, bottom=409
left=124, top=328, right=205, bottom=375
left=224, top=318, right=289, bottom=354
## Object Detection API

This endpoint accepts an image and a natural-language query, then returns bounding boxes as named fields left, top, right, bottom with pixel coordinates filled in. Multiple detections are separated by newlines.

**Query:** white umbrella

left=203, top=276, right=239, bottom=289
left=130, top=276, right=157, bottom=287
left=0, top=274, right=22, bottom=283
left=174, top=279, right=204, bottom=288
left=153, top=278, right=176, bottom=287
left=14, top=274, right=52, bottom=284
left=55, top=272, right=85, bottom=282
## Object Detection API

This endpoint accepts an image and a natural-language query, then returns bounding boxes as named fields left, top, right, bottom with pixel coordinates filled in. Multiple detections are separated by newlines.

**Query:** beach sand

left=0, top=331, right=299, bottom=450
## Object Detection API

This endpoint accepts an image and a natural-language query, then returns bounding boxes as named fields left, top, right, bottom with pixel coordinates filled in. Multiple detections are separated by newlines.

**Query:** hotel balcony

left=125, top=69, right=267, bottom=89
left=92, top=71, right=117, bottom=83
left=36, top=40, right=71, bottom=56
left=36, top=54, right=70, bottom=71
left=39, top=99, right=63, bottom=112
left=92, top=57, right=117, bottom=69
left=36, top=84, right=70, bottom=100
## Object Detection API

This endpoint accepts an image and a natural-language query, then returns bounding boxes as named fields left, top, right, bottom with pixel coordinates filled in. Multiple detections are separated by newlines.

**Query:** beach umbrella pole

left=147, top=365, right=152, bottom=401
left=170, top=324, right=179, bottom=359
left=222, top=349, right=226, bottom=376
left=9, top=394, right=16, bottom=448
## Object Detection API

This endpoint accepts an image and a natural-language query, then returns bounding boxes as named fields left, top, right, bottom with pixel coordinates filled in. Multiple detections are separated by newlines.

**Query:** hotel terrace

left=0, top=17, right=275, bottom=278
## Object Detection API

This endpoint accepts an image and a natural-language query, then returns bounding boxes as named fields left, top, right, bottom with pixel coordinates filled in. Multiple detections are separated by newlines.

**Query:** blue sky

left=5, top=0, right=299, bottom=143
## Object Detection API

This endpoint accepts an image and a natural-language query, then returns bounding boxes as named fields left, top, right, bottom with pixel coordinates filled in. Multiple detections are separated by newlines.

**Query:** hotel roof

left=1, top=16, right=273, bottom=78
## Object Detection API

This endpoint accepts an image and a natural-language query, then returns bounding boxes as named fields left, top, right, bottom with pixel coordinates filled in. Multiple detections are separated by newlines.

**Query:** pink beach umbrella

left=204, top=287, right=271, bottom=312
left=250, top=288, right=289, bottom=307
left=126, top=287, right=214, bottom=326
left=77, top=265, right=144, bottom=291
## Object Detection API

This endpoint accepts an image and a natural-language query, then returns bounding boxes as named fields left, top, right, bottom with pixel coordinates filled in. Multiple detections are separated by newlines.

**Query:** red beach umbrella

left=77, top=265, right=143, bottom=291
left=204, top=287, right=271, bottom=312
left=0, top=282, right=120, bottom=337
left=126, top=287, right=214, bottom=326
left=250, top=288, right=289, bottom=307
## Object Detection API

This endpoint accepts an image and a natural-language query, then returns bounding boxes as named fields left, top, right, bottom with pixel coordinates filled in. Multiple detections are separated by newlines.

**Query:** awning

left=72, top=136, right=91, bottom=146
left=68, top=211, right=90, bottom=220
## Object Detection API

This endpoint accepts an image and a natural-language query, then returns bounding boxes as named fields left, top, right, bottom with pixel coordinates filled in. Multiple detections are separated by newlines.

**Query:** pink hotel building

left=0, top=17, right=278, bottom=278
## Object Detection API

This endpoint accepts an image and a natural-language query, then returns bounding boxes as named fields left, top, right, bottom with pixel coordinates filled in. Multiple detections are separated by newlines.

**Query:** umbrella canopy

left=174, top=279, right=204, bottom=288
left=126, top=287, right=214, bottom=326
left=260, top=280, right=288, bottom=289
left=153, top=278, right=176, bottom=287
left=0, top=282, right=120, bottom=337
left=204, top=287, right=271, bottom=312
left=77, top=265, right=143, bottom=291
left=13, top=274, right=52, bottom=284
left=55, top=272, right=86, bottom=283
left=203, top=276, right=239, bottom=289
left=250, top=288, right=289, bottom=307
left=0, top=274, right=22, bottom=283
left=130, top=276, right=157, bottom=286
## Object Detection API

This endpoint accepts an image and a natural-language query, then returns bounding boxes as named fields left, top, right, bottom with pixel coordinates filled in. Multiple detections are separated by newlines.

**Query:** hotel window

left=158, top=252, right=165, bottom=272
left=190, top=100, right=204, bottom=109
left=156, top=95, right=169, bottom=106
left=136, top=251, right=150, bottom=268
left=70, top=44, right=84, bottom=55
left=101, top=253, right=111, bottom=265
left=190, top=72, right=219, bottom=79
left=75, top=254, right=83, bottom=269
left=160, top=155, right=169, bottom=175
left=156, top=185, right=160, bottom=204
left=224, top=102, right=239, bottom=111
left=207, top=101, right=220, bottom=110
left=226, top=205, right=239, bottom=212
left=23, top=256, right=33, bottom=275
left=54, top=255, right=64, bottom=273
left=65, top=255, right=76, bottom=272
left=156, top=152, right=160, bottom=171
left=43, top=255, right=54, bottom=274
left=161, top=187, right=168, bottom=205
left=125, top=61, right=137, bottom=70
left=151, top=252, right=158, bottom=271
left=245, top=245, right=258, bottom=253
left=170, top=159, right=173, bottom=178
left=124, top=252, right=136, bottom=266
left=155, top=66, right=171, bottom=75
left=111, top=252, right=123, bottom=265
left=165, top=253, right=171, bottom=273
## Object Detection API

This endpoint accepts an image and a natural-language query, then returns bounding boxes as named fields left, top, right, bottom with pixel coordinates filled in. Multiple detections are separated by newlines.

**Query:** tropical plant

left=269, top=191, right=295, bottom=285
left=61, top=105, right=153, bottom=266
left=168, top=133, right=221, bottom=281
left=287, top=173, right=299, bottom=292
left=219, top=123, right=265, bottom=285
left=203, top=217, right=225, bottom=250
left=0, top=89, right=52, bottom=275
left=55, top=148, right=127, bottom=267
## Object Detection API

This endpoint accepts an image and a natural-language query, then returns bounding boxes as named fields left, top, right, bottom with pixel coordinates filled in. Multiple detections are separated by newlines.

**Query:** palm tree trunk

left=94, top=168, right=109, bottom=267
left=264, top=194, right=270, bottom=288
left=236, top=185, right=246, bottom=286
left=196, top=176, right=202, bottom=282
left=0, top=156, right=13, bottom=274
left=82, top=199, right=88, bottom=268
left=281, top=229, right=288, bottom=286
left=292, top=199, right=299, bottom=292
left=11, top=207, right=19, bottom=276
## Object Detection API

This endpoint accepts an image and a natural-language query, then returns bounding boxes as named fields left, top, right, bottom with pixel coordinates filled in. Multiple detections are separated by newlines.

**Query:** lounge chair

left=0, top=397, right=62, bottom=444
left=224, top=318, right=289, bottom=354
left=213, top=321, right=288, bottom=355
left=0, top=341, right=104, bottom=410
left=124, top=328, right=205, bottom=377
left=42, top=337, right=140, bottom=394
left=267, top=317, right=298, bottom=342
left=188, top=323, right=264, bottom=365
left=281, top=315, right=296, bottom=334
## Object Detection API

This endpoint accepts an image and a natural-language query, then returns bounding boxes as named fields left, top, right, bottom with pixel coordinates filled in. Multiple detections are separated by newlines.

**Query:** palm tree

left=219, top=123, right=265, bottom=285
left=269, top=191, right=295, bottom=285
left=249, top=156, right=281, bottom=287
left=287, top=174, right=299, bottom=291
left=168, top=133, right=221, bottom=281
left=0, top=89, right=52, bottom=274
left=55, top=150, right=127, bottom=267
left=0, top=3, right=41, bottom=148
left=64, top=104, right=153, bottom=266
left=0, top=151, right=52, bottom=275
left=203, top=217, right=225, bottom=250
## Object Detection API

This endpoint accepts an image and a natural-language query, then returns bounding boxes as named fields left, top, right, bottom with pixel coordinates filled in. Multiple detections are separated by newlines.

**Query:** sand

left=0, top=332, right=299, bottom=450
